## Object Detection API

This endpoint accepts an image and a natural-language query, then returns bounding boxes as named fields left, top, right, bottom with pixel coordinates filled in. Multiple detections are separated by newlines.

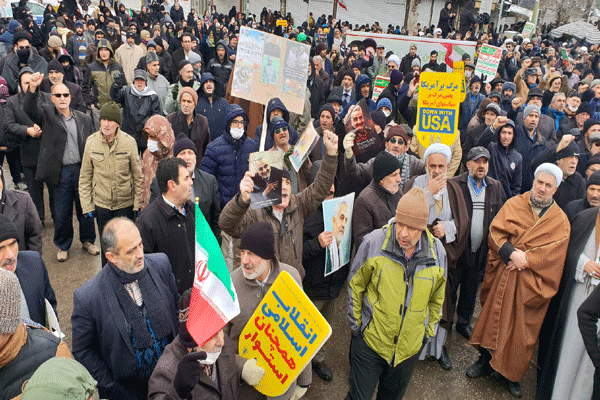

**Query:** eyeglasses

left=389, top=137, right=404, bottom=145
left=258, top=164, right=269, bottom=172
left=52, top=93, right=71, bottom=98
left=231, top=119, right=245, bottom=127
left=274, top=127, right=288, bottom=134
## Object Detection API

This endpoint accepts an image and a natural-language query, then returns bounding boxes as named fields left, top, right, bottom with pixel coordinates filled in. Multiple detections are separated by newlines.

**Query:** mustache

left=1, top=258, right=16, bottom=267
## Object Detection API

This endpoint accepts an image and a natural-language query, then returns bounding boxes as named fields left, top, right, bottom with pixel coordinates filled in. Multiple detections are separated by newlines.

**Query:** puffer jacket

left=79, top=128, right=143, bottom=213
left=200, top=104, right=258, bottom=207
left=476, top=121, right=523, bottom=197
left=83, top=40, right=124, bottom=108
left=348, top=224, right=447, bottom=366
left=218, top=153, right=338, bottom=279
left=254, top=98, right=299, bottom=150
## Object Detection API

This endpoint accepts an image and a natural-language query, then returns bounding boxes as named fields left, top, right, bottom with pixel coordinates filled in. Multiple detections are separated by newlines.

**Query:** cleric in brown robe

left=466, top=163, right=571, bottom=398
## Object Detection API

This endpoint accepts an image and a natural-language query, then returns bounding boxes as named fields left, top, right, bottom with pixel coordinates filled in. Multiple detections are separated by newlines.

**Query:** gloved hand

left=290, top=385, right=308, bottom=400
left=113, top=71, right=127, bottom=87
left=84, top=211, right=96, bottom=218
left=241, top=358, right=265, bottom=386
left=173, top=351, right=206, bottom=399
left=343, top=132, right=355, bottom=159
left=283, top=145, right=295, bottom=170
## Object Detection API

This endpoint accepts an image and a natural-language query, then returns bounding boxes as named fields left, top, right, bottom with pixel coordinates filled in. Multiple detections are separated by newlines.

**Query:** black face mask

left=106, top=26, right=115, bottom=36
left=16, top=49, right=30, bottom=64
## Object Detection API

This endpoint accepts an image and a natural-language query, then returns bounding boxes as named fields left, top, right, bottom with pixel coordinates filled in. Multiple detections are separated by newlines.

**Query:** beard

left=530, top=192, right=554, bottom=208
left=242, top=259, right=269, bottom=280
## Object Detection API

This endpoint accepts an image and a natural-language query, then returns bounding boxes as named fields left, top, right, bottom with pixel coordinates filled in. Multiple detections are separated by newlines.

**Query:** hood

left=266, top=97, right=290, bottom=126
left=355, top=74, right=371, bottom=102
left=7, top=20, right=20, bottom=34
left=95, top=38, right=114, bottom=60
left=57, top=52, right=76, bottom=66
left=501, top=82, right=516, bottom=101
left=143, top=115, right=175, bottom=156
left=198, top=72, right=221, bottom=98
left=225, top=104, right=249, bottom=135
left=497, top=119, right=516, bottom=150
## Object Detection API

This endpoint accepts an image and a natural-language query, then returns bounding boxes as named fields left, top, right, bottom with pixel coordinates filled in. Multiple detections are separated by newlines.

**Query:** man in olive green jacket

left=78, top=102, right=142, bottom=264
left=346, top=187, right=447, bottom=400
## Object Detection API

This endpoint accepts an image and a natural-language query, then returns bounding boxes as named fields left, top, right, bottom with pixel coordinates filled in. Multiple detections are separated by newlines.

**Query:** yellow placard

left=453, top=61, right=467, bottom=102
left=239, top=271, right=331, bottom=397
left=276, top=20, right=288, bottom=27
left=415, top=71, right=462, bottom=148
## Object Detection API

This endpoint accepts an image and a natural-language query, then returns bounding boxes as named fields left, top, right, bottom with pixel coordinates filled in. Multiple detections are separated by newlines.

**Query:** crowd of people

left=2, top=0, right=600, bottom=399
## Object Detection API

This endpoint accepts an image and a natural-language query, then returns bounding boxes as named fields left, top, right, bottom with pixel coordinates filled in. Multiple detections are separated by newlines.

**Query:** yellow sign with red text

left=239, top=271, right=331, bottom=396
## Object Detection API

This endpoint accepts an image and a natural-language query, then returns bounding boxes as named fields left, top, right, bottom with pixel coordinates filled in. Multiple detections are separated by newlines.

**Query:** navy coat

left=15, top=251, right=57, bottom=326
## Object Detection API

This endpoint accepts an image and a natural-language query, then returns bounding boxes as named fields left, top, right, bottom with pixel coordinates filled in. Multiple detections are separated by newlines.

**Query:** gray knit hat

left=0, top=267, right=21, bottom=334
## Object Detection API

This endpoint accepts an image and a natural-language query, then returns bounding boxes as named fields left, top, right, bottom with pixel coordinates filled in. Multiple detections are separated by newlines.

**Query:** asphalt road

left=29, top=182, right=536, bottom=400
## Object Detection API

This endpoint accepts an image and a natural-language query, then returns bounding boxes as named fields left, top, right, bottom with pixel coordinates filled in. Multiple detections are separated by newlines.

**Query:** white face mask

left=382, top=109, right=391, bottom=117
left=147, top=139, right=160, bottom=153
left=230, top=127, right=244, bottom=139
left=465, top=70, right=473, bottom=79
left=200, top=347, right=222, bottom=365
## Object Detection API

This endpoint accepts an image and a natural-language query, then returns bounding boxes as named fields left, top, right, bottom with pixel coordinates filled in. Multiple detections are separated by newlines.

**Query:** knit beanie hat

left=373, top=151, right=401, bottom=182
left=146, top=39, right=157, bottom=50
left=179, top=86, right=198, bottom=105
left=377, top=98, right=393, bottom=112
left=395, top=187, right=429, bottom=231
left=591, top=79, right=600, bottom=90
left=390, top=69, right=403, bottom=86
left=0, top=267, right=20, bottom=335
left=523, top=104, right=541, bottom=119
left=527, top=87, right=543, bottom=100
left=239, top=222, right=275, bottom=260
left=577, top=101, right=594, bottom=116
left=271, top=115, right=288, bottom=132
left=21, top=358, right=97, bottom=400
left=385, top=125, right=409, bottom=143
left=583, top=119, right=600, bottom=136
left=318, top=103, right=335, bottom=120
left=173, top=133, right=197, bottom=157
left=411, top=58, right=421, bottom=68
left=351, top=60, right=361, bottom=70
left=485, top=103, right=501, bottom=116
left=47, top=59, right=64, bottom=74
left=556, top=141, right=580, bottom=160
left=469, top=75, right=482, bottom=87
left=588, top=170, right=600, bottom=188
left=0, top=214, right=18, bottom=244
left=99, top=101, right=122, bottom=125
left=342, top=70, right=355, bottom=82
left=587, top=155, right=600, bottom=170
left=371, top=110, right=387, bottom=130
left=177, top=288, right=197, bottom=347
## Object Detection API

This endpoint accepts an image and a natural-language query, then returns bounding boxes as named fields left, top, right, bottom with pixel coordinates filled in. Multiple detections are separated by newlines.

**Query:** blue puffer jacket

left=200, top=104, right=258, bottom=207
left=254, top=97, right=299, bottom=150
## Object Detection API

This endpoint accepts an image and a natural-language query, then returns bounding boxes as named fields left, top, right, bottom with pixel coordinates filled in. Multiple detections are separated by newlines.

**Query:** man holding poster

left=225, top=222, right=311, bottom=400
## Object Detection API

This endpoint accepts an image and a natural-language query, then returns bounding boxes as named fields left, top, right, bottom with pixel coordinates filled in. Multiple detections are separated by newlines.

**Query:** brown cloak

left=470, top=192, right=570, bottom=382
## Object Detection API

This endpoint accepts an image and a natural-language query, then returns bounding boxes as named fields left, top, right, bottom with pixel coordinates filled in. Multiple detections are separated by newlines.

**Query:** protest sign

left=474, top=44, right=503, bottom=82
left=346, top=98, right=382, bottom=157
left=372, top=75, right=390, bottom=102
left=323, top=193, right=354, bottom=276
left=453, top=61, right=467, bottom=102
left=187, top=203, right=239, bottom=347
left=289, top=123, right=319, bottom=172
left=561, top=48, right=569, bottom=60
left=248, top=151, right=284, bottom=209
left=239, top=271, right=332, bottom=397
left=522, top=22, right=535, bottom=39
left=415, top=72, right=461, bottom=148
left=231, top=27, right=309, bottom=114
left=345, top=31, right=477, bottom=70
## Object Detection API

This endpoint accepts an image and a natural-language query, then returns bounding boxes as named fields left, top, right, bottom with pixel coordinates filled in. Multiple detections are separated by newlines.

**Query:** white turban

left=534, top=163, right=563, bottom=187
left=423, top=143, right=452, bottom=164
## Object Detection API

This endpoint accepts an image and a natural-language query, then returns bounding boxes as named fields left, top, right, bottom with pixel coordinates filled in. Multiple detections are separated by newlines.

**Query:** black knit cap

left=47, top=59, right=64, bottom=74
left=588, top=170, right=600, bottom=188
left=577, top=101, right=594, bottom=116
left=583, top=119, right=600, bottom=136
left=239, top=222, right=275, bottom=260
left=587, top=155, right=600, bottom=170
left=173, top=133, right=197, bottom=157
left=372, top=151, right=401, bottom=183
left=177, top=288, right=197, bottom=348
left=556, top=141, right=580, bottom=160
left=0, top=214, right=18, bottom=244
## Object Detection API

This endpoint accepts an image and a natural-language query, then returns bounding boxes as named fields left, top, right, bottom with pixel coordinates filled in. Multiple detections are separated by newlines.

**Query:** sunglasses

left=274, top=127, right=288, bottom=134
left=389, top=137, right=404, bottom=145
left=52, top=93, right=71, bottom=98
left=258, top=164, right=269, bottom=172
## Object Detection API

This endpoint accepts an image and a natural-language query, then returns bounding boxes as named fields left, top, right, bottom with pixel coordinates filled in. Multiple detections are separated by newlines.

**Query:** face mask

left=200, top=347, right=222, bottom=365
left=147, top=139, right=160, bottom=153
left=16, top=49, right=30, bottom=64
left=382, top=110, right=390, bottom=117
left=465, top=70, right=472, bottom=78
left=107, top=26, right=115, bottom=36
left=230, top=127, right=244, bottom=139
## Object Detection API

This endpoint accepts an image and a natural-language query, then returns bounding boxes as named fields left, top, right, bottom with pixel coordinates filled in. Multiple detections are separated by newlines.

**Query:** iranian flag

left=337, top=0, right=347, bottom=10
left=187, top=203, right=240, bottom=346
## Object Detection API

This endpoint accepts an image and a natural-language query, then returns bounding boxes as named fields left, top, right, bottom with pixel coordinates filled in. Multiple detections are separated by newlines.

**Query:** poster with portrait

left=289, top=123, right=319, bottom=172
left=248, top=151, right=284, bottom=210
left=231, top=27, right=309, bottom=113
left=323, top=193, right=354, bottom=277
left=345, top=98, right=382, bottom=157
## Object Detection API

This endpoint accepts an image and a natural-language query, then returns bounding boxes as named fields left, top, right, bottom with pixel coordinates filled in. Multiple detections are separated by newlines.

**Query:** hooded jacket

left=499, top=82, right=516, bottom=113
left=207, top=42, right=233, bottom=97
left=477, top=121, right=523, bottom=197
left=459, top=0, right=477, bottom=37
left=254, top=98, right=299, bottom=150
left=354, top=74, right=376, bottom=112
left=196, top=72, right=229, bottom=141
left=83, top=40, right=124, bottom=108
left=200, top=104, right=258, bottom=207
left=2, top=46, right=48, bottom=95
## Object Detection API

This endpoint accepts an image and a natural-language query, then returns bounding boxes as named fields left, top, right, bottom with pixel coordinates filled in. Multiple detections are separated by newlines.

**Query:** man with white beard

left=225, top=221, right=312, bottom=400
left=404, top=143, right=470, bottom=372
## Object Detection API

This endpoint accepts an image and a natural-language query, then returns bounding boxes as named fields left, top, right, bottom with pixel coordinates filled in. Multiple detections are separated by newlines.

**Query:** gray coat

left=1, top=189, right=43, bottom=254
